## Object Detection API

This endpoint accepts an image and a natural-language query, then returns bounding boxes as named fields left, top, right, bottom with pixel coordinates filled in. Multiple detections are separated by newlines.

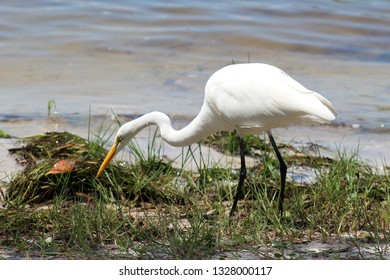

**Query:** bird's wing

left=206, top=63, right=336, bottom=130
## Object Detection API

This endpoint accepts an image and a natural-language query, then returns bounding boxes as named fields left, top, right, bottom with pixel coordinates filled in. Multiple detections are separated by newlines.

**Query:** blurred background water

left=1, top=0, right=390, bottom=164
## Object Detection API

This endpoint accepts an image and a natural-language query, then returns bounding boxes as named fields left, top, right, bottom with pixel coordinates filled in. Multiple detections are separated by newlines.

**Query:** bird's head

left=96, top=123, right=136, bottom=177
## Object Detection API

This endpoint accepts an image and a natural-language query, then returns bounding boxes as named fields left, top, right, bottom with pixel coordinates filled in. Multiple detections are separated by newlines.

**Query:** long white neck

left=122, top=104, right=232, bottom=147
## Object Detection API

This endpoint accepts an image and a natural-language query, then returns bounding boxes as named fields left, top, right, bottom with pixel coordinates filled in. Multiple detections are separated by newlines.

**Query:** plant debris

left=5, top=132, right=186, bottom=206
left=1, top=129, right=390, bottom=260
left=8, top=132, right=91, bottom=166
left=46, top=158, right=78, bottom=175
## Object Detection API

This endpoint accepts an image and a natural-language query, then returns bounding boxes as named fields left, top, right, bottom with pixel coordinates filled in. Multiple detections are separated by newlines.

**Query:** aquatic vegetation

left=0, top=129, right=11, bottom=138
left=0, top=124, right=389, bottom=259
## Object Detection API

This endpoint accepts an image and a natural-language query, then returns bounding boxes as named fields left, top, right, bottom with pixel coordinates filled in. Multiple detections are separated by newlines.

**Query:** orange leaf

left=46, top=158, right=78, bottom=175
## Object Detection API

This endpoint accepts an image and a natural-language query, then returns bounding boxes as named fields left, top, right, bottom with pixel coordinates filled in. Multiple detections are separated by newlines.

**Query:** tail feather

left=312, top=91, right=337, bottom=119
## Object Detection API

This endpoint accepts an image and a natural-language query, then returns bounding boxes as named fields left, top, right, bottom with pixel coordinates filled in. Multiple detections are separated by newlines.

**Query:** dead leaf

left=75, top=192, right=93, bottom=201
left=46, top=158, right=78, bottom=175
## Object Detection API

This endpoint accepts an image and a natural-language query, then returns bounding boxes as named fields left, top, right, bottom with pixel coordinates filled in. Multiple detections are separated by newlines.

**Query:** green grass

left=0, top=121, right=389, bottom=259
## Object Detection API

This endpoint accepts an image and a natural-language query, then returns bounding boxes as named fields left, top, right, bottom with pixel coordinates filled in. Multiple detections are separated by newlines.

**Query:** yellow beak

left=96, top=140, right=119, bottom=177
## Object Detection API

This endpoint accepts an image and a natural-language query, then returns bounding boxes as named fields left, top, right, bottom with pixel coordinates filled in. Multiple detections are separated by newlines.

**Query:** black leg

left=229, top=136, right=247, bottom=217
left=267, top=131, right=287, bottom=215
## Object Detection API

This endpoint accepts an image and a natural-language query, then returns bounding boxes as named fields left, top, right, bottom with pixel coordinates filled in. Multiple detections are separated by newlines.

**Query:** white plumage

left=205, top=63, right=336, bottom=133
left=97, top=63, right=336, bottom=217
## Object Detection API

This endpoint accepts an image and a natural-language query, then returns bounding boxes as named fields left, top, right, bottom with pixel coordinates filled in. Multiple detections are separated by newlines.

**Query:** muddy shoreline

left=1, top=116, right=389, bottom=260
left=1, top=115, right=390, bottom=180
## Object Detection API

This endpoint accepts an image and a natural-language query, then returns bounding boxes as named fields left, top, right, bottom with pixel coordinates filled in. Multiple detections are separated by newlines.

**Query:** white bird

left=97, top=63, right=337, bottom=217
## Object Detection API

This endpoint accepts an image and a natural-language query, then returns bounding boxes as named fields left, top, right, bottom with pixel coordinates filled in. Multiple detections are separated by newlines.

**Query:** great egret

left=97, top=63, right=336, bottom=217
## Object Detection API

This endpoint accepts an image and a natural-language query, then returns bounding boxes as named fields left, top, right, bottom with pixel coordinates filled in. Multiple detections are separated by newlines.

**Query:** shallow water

left=1, top=0, right=390, bottom=165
